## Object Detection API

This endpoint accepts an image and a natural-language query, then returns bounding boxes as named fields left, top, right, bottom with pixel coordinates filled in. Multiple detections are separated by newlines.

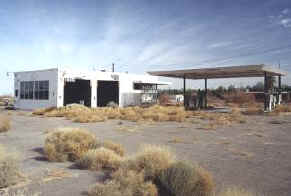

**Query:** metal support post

left=205, top=78, right=208, bottom=109
left=183, top=75, right=186, bottom=108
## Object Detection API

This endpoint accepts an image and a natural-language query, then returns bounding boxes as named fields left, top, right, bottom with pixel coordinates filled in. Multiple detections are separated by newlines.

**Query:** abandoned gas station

left=149, top=64, right=288, bottom=111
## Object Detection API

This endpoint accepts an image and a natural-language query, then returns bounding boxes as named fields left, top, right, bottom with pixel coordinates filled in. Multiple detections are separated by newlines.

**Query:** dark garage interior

left=97, top=81, right=119, bottom=107
left=64, top=79, right=91, bottom=107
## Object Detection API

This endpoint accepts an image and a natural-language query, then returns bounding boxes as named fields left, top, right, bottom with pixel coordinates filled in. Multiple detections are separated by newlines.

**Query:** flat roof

left=14, top=68, right=58, bottom=74
left=148, top=64, right=287, bottom=79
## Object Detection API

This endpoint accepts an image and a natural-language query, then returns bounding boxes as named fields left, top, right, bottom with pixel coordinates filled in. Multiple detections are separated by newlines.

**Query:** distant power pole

left=112, top=63, right=115, bottom=72
left=279, top=60, right=281, bottom=69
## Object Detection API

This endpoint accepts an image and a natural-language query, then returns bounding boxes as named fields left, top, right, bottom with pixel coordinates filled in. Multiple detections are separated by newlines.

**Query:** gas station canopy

left=148, top=64, right=286, bottom=79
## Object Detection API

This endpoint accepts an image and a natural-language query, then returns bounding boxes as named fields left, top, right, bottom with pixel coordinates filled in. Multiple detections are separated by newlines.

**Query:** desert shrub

left=273, top=104, right=291, bottom=114
left=44, top=104, right=92, bottom=118
left=156, top=161, right=214, bottom=196
left=88, top=181, right=122, bottom=196
left=88, top=168, right=158, bottom=196
left=218, top=187, right=258, bottom=196
left=242, top=105, right=263, bottom=115
left=102, top=140, right=125, bottom=157
left=104, top=108, right=121, bottom=119
left=76, top=148, right=123, bottom=171
left=191, top=108, right=245, bottom=128
left=0, top=115, right=11, bottom=133
left=33, top=104, right=190, bottom=123
left=120, top=107, right=142, bottom=122
left=32, top=107, right=56, bottom=115
left=126, top=144, right=176, bottom=180
left=0, top=145, right=20, bottom=188
left=73, top=114, right=107, bottom=123
left=142, top=105, right=187, bottom=122
left=44, top=127, right=100, bottom=162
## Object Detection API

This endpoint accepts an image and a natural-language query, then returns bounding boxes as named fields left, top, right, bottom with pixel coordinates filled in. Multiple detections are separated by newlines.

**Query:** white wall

left=118, top=73, right=161, bottom=107
left=14, top=68, right=167, bottom=109
left=14, top=69, right=58, bottom=110
left=60, top=70, right=144, bottom=107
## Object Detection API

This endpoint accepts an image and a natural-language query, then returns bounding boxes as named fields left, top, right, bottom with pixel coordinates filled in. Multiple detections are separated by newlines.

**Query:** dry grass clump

left=32, top=107, right=56, bottom=115
left=0, top=145, right=20, bottom=188
left=126, top=144, right=176, bottom=180
left=102, top=140, right=125, bottom=157
left=76, top=148, right=123, bottom=171
left=32, top=104, right=189, bottom=123
left=273, top=104, right=291, bottom=114
left=73, top=114, right=107, bottom=123
left=156, top=161, right=214, bottom=196
left=191, top=108, right=245, bottom=128
left=242, top=105, right=263, bottom=115
left=88, top=168, right=158, bottom=196
left=44, top=127, right=99, bottom=162
left=143, top=105, right=187, bottom=122
left=218, top=187, right=259, bottom=196
left=45, top=104, right=93, bottom=118
left=0, top=115, right=11, bottom=133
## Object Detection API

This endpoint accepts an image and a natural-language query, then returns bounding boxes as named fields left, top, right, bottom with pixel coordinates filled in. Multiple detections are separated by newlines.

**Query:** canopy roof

left=148, top=65, right=287, bottom=79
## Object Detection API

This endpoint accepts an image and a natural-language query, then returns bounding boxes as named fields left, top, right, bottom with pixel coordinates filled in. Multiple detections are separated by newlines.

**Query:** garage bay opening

left=97, top=81, right=119, bottom=107
left=64, top=79, right=91, bottom=107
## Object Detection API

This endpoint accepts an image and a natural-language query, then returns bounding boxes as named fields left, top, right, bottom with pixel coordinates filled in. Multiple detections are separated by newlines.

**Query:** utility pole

left=112, top=63, right=115, bottom=72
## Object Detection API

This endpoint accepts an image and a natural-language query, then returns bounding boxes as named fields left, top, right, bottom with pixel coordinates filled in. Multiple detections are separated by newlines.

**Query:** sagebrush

left=102, top=140, right=125, bottom=157
left=88, top=168, right=158, bottom=196
left=33, top=104, right=189, bottom=123
left=125, top=144, right=176, bottom=180
left=0, top=145, right=20, bottom=188
left=44, top=127, right=99, bottom=162
left=0, top=115, right=11, bottom=133
left=76, top=148, right=123, bottom=171
left=157, top=161, right=214, bottom=196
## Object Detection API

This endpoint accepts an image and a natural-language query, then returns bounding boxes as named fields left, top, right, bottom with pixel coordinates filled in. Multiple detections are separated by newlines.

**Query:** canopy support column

left=264, top=72, right=268, bottom=111
left=183, top=75, right=186, bottom=107
left=278, top=75, right=282, bottom=105
left=204, top=78, right=208, bottom=108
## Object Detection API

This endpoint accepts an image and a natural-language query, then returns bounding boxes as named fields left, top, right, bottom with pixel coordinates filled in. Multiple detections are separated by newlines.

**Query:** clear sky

left=0, top=0, right=291, bottom=94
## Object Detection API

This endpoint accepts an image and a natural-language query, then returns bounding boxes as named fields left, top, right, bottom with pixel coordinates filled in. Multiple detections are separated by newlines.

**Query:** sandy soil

left=1, top=108, right=291, bottom=196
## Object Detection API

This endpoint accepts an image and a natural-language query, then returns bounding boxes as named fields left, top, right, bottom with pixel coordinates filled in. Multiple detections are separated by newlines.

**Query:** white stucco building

left=13, top=68, right=169, bottom=110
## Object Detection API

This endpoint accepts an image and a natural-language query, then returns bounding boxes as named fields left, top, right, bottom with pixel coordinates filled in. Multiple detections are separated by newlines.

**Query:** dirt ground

left=1, top=108, right=291, bottom=196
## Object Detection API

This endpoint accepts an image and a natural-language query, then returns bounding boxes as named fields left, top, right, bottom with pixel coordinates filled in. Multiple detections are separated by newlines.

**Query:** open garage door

left=64, top=79, right=91, bottom=107
left=97, top=81, right=119, bottom=107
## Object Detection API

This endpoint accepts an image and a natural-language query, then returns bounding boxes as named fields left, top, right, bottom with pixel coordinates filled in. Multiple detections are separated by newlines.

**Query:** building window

left=39, top=81, right=49, bottom=100
left=133, top=83, right=143, bottom=90
left=133, top=83, right=157, bottom=91
left=20, top=82, right=25, bottom=99
left=28, top=81, right=34, bottom=99
left=34, top=81, right=39, bottom=100
left=20, top=80, right=49, bottom=100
